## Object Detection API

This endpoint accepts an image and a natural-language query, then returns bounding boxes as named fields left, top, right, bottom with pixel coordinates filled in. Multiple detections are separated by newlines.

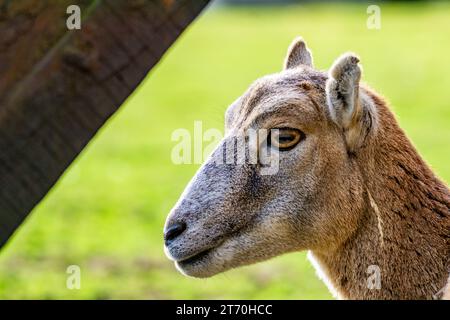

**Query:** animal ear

left=326, top=53, right=377, bottom=151
left=283, top=37, right=314, bottom=69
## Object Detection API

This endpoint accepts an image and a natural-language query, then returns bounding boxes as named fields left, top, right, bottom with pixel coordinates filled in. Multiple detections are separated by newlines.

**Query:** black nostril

left=164, top=222, right=187, bottom=242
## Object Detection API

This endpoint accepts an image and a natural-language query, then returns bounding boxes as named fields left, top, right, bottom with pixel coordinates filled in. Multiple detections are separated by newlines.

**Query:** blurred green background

left=0, top=2, right=449, bottom=299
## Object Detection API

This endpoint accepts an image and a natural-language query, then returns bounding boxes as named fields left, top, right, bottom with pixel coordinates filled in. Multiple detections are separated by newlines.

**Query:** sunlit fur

left=165, top=38, right=450, bottom=299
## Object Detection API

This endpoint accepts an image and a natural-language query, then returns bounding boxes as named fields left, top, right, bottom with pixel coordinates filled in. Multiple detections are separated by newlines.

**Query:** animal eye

left=270, top=128, right=304, bottom=151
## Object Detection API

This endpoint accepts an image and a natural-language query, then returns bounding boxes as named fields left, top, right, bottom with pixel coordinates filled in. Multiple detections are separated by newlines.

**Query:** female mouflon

left=164, top=37, right=450, bottom=300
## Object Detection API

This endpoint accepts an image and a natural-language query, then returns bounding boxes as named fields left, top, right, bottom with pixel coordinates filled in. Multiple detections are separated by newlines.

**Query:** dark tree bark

left=0, top=0, right=210, bottom=248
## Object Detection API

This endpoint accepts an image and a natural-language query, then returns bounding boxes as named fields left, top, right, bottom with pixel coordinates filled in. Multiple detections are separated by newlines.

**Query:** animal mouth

left=173, top=227, right=247, bottom=273
left=177, top=247, right=213, bottom=266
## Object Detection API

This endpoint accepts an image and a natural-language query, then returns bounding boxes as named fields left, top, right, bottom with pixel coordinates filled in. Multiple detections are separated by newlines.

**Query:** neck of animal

left=311, top=93, right=449, bottom=300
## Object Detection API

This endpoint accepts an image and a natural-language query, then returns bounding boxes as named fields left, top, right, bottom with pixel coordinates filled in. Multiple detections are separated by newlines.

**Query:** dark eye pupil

left=278, top=134, right=294, bottom=143
left=268, top=128, right=304, bottom=151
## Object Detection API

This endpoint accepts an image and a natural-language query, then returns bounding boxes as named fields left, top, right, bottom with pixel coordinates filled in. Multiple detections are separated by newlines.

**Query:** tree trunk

left=0, top=0, right=211, bottom=248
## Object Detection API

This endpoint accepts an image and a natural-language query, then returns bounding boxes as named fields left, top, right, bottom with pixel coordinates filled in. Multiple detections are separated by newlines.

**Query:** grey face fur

left=164, top=38, right=376, bottom=278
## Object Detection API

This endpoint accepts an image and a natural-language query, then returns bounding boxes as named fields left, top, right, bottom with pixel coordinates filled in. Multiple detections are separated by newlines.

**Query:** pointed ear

left=284, top=37, right=313, bottom=69
left=326, top=53, right=377, bottom=151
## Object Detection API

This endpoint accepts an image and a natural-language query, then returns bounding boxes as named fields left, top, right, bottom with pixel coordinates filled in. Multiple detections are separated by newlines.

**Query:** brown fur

left=311, top=87, right=450, bottom=299
left=164, top=38, right=450, bottom=299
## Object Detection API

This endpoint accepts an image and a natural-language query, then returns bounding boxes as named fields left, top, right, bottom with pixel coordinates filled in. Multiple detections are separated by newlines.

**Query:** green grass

left=0, top=3, right=449, bottom=299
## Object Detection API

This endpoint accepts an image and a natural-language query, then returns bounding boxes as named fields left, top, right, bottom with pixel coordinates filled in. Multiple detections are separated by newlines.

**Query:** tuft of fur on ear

left=326, top=53, right=377, bottom=151
left=284, top=37, right=314, bottom=69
